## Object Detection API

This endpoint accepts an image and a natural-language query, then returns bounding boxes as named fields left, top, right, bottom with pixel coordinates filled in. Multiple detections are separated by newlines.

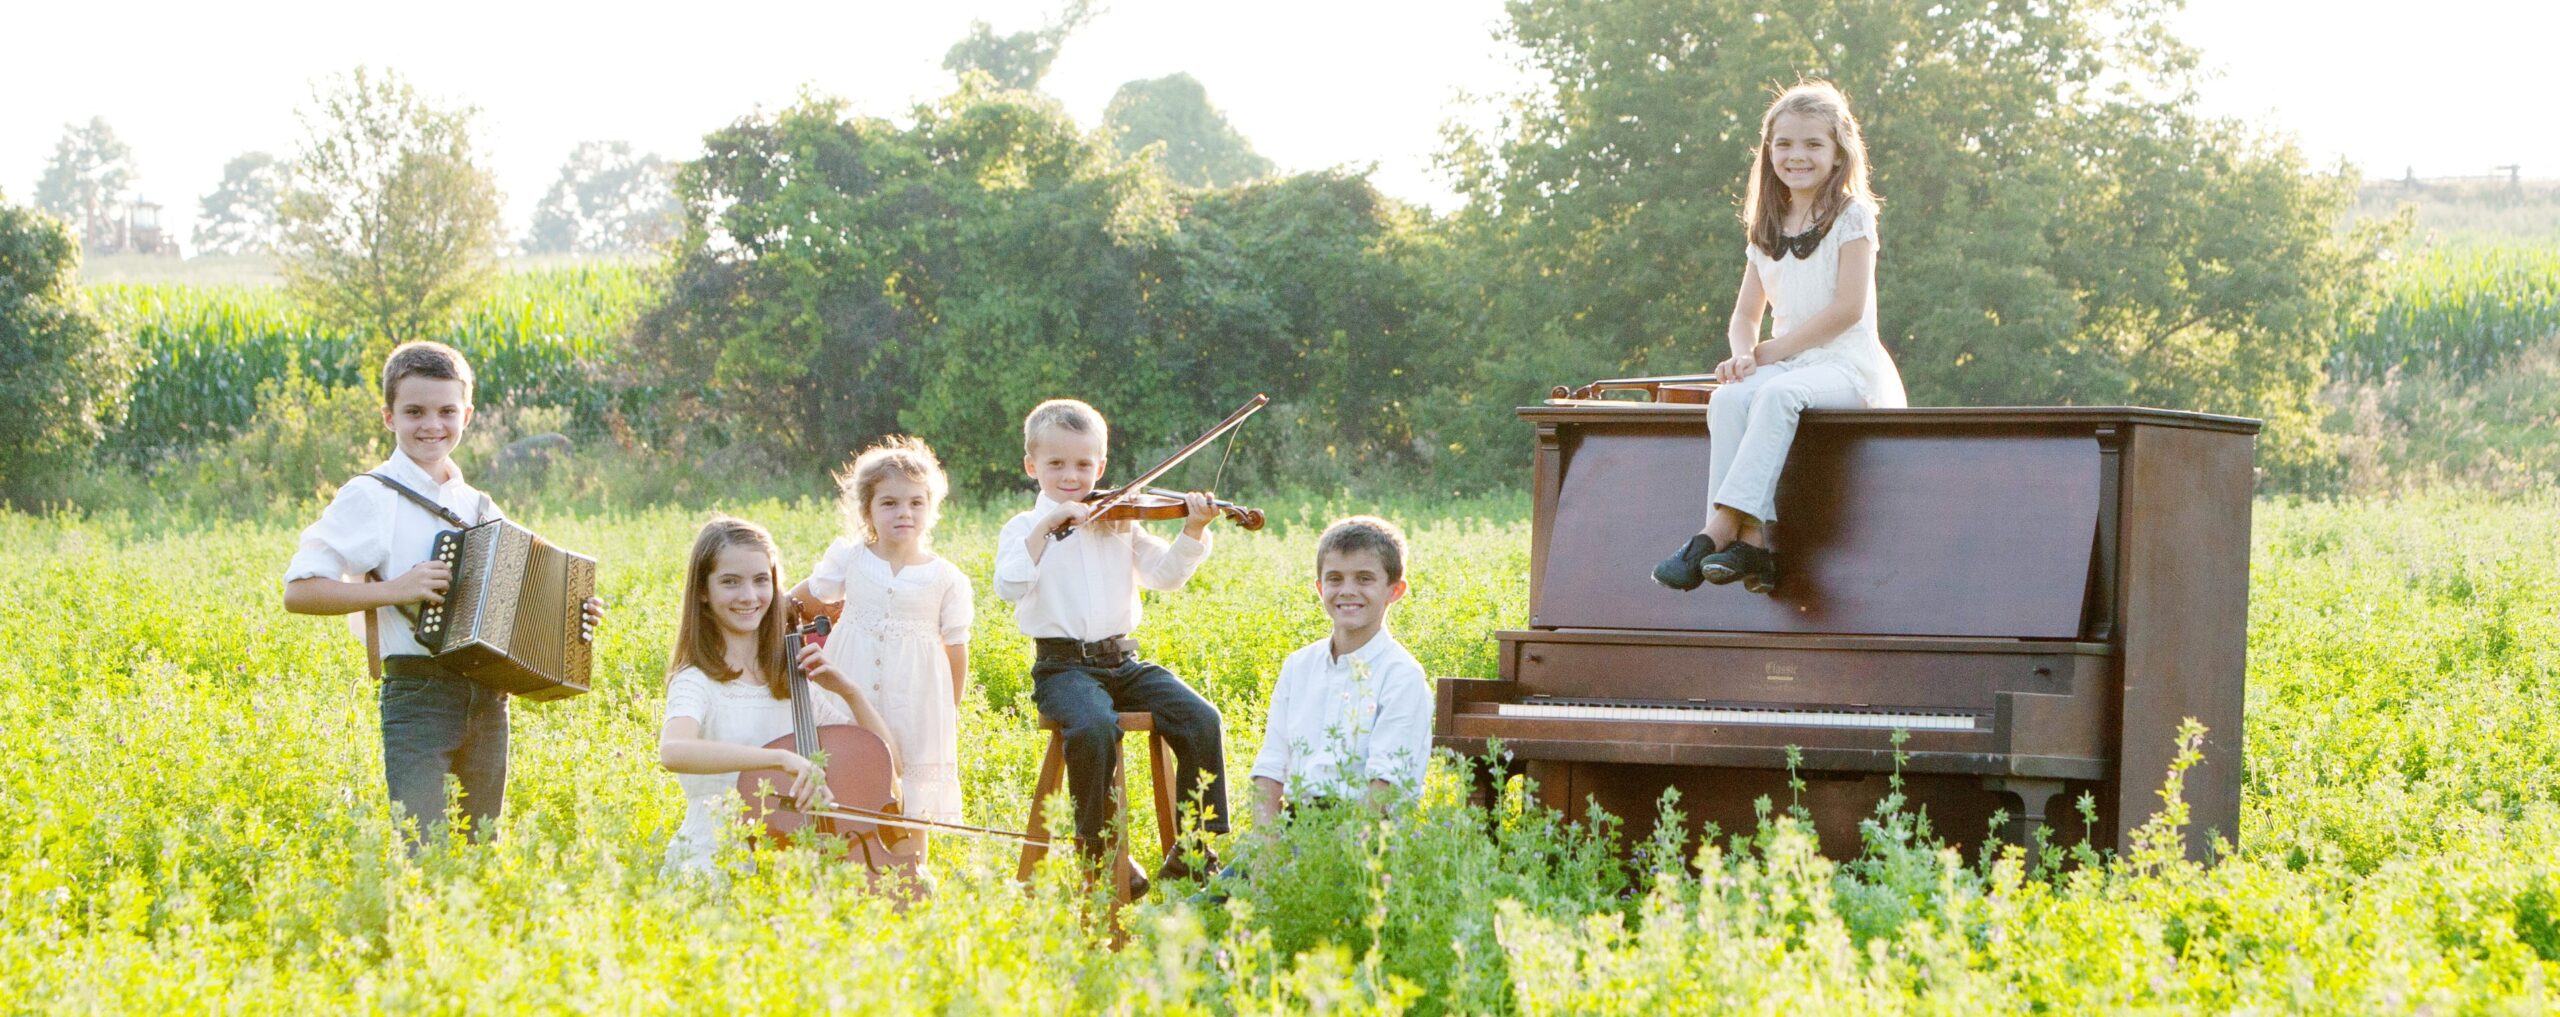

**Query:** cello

left=734, top=617, right=921, bottom=882
left=735, top=619, right=1048, bottom=883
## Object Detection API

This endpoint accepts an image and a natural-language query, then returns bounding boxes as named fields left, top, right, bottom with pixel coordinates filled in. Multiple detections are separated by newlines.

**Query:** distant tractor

left=82, top=197, right=183, bottom=257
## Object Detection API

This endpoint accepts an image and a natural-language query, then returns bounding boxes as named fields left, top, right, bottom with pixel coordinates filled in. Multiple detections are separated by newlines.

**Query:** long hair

left=835, top=435, right=951, bottom=547
left=1742, top=80, right=1878, bottom=260
left=668, top=515, right=792, bottom=699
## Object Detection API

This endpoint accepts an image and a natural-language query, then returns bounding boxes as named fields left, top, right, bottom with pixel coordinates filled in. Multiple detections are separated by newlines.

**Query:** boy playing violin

left=994, top=398, right=1232, bottom=895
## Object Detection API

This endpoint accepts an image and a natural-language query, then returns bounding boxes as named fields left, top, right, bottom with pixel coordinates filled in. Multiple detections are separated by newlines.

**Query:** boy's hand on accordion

left=581, top=596, right=605, bottom=643
left=384, top=560, right=451, bottom=607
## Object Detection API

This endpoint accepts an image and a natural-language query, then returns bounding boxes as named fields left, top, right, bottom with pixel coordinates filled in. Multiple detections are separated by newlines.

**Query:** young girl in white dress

left=657, top=515, right=901, bottom=875
left=786, top=436, right=975, bottom=864
left=1654, top=80, right=1908, bottom=596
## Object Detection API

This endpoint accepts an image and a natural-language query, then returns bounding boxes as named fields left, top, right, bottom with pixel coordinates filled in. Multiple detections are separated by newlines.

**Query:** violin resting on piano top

left=1436, top=386, right=2257, bottom=863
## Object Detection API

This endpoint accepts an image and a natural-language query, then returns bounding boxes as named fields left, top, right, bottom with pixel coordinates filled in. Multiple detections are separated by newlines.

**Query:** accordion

left=413, top=519, right=597, bottom=700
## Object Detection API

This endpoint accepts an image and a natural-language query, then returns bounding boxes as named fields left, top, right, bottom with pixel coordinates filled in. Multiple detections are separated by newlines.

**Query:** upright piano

left=1435, top=392, right=2257, bottom=862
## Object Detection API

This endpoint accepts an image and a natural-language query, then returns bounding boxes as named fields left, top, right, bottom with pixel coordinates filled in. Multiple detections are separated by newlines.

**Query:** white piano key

left=1494, top=701, right=1979, bottom=731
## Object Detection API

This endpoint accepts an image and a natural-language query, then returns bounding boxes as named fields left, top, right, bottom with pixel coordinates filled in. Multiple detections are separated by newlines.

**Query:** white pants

left=1706, top=358, right=1868, bottom=523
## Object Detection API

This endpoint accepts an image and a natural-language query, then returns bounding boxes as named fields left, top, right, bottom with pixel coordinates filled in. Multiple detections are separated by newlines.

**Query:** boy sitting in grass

left=1247, top=516, right=1433, bottom=823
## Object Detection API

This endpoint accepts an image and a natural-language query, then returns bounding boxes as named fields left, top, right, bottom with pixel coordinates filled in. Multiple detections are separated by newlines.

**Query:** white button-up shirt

left=282, top=449, right=496, bottom=658
left=1249, top=630, right=1434, bottom=799
left=992, top=494, right=1210, bottom=642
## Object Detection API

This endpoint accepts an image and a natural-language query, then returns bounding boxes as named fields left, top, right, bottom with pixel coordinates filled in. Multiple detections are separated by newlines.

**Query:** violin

left=735, top=617, right=921, bottom=878
left=1081, top=487, right=1266, bottom=531
left=1051, top=394, right=1271, bottom=540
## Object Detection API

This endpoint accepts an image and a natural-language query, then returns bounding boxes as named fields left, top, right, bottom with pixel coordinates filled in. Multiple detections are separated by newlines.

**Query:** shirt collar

left=379, top=447, right=467, bottom=493
left=1332, top=628, right=1399, bottom=668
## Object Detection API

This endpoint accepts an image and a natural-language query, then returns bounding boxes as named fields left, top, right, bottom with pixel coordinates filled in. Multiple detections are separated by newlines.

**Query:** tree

left=276, top=67, right=503, bottom=358
left=32, top=117, right=136, bottom=248
left=1102, top=73, right=1275, bottom=188
left=524, top=141, right=681, bottom=255
left=941, top=0, right=1103, bottom=91
left=0, top=199, right=142, bottom=507
left=193, top=151, right=286, bottom=256
left=1440, top=0, right=2380, bottom=485
left=637, top=83, right=1439, bottom=489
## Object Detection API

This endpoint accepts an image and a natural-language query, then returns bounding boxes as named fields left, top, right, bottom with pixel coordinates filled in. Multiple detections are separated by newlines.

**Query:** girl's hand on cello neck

left=797, top=641, right=857, bottom=700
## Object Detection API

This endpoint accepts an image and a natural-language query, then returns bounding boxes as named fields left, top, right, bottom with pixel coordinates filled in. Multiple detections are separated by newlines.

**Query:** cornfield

left=2333, top=246, right=2560, bottom=382
left=88, top=264, right=658, bottom=461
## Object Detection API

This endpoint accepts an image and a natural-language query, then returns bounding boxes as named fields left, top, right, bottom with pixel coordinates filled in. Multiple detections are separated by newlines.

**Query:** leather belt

left=381, top=655, right=464, bottom=680
left=1034, top=636, right=1138, bottom=668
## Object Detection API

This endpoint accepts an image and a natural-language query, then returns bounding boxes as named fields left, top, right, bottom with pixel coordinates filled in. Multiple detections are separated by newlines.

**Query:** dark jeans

left=379, top=660, right=509, bottom=845
left=1031, top=658, right=1229, bottom=853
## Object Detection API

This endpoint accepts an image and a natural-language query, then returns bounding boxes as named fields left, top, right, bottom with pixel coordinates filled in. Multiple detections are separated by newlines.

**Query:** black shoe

left=1652, top=533, right=1718, bottom=591
left=1156, top=846, right=1218, bottom=886
left=1699, top=541, right=1778, bottom=593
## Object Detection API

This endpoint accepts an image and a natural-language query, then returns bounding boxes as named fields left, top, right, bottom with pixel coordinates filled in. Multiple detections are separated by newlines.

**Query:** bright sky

left=4, top=0, right=2551, bottom=249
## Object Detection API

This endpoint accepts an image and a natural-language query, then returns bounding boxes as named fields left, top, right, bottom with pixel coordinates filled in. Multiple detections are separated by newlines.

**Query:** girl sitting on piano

left=1654, top=80, right=1908, bottom=595
left=656, top=515, right=901, bottom=876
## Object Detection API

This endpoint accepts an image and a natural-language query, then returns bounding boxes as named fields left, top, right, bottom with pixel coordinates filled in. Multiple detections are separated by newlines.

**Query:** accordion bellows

left=415, top=519, right=596, bottom=700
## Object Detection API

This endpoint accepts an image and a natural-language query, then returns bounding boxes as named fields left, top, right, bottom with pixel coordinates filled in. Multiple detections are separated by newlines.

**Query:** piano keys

left=1435, top=396, right=2256, bottom=862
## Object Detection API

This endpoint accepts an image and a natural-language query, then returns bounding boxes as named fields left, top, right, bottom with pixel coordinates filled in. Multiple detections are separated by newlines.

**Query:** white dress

left=1744, top=197, right=1908, bottom=408
left=806, top=541, right=975, bottom=825
left=661, top=665, right=856, bottom=874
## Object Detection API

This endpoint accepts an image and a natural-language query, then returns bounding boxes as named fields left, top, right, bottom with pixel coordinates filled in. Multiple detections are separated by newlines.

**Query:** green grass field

left=4, top=490, right=2557, bottom=1012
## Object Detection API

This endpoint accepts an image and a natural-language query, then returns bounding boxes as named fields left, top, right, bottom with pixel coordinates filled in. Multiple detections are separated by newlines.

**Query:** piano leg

left=1983, top=777, right=2067, bottom=856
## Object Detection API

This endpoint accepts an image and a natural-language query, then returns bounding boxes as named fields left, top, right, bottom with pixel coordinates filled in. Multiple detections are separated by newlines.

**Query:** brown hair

left=836, top=435, right=951, bottom=546
left=669, top=515, right=792, bottom=699
left=1742, top=80, right=1878, bottom=260
left=381, top=340, right=477, bottom=408
left=1022, top=398, right=1108, bottom=455
left=1317, top=515, right=1409, bottom=585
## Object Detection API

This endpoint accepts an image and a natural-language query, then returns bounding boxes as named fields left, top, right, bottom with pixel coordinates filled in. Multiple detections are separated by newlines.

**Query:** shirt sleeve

left=1363, top=655, right=1436, bottom=793
left=1248, top=655, right=1301, bottom=785
left=1133, top=528, right=1211, bottom=592
left=1837, top=200, right=1878, bottom=250
left=939, top=566, right=976, bottom=645
left=992, top=512, right=1041, bottom=603
left=663, top=669, right=716, bottom=725
left=806, top=539, right=858, bottom=603
left=283, top=479, right=387, bottom=583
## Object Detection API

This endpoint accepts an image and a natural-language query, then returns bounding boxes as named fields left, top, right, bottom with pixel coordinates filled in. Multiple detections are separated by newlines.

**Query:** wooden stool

left=1017, top=711, right=1179, bottom=903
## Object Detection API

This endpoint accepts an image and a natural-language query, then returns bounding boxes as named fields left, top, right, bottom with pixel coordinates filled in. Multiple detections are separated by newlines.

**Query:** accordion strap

left=362, top=472, right=472, bottom=528
left=352, top=473, right=498, bottom=681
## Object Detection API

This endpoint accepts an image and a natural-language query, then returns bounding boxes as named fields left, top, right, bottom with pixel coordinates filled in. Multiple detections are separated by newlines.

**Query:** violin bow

left=1054, top=393, right=1270, bottom=539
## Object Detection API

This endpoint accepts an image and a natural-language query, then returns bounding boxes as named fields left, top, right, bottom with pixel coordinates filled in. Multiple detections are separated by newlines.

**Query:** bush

left=0, top=202, right=142, bottom=508
left=154, top=365, right=382, bottom=518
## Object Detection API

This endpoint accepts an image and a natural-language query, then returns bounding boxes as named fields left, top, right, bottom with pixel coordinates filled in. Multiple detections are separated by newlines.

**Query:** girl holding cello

left=657, top=515, right=903, bottom=876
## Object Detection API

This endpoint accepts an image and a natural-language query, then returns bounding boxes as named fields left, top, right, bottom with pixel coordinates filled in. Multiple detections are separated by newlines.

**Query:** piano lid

left=1531, top=409, right=2111, bottom=638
